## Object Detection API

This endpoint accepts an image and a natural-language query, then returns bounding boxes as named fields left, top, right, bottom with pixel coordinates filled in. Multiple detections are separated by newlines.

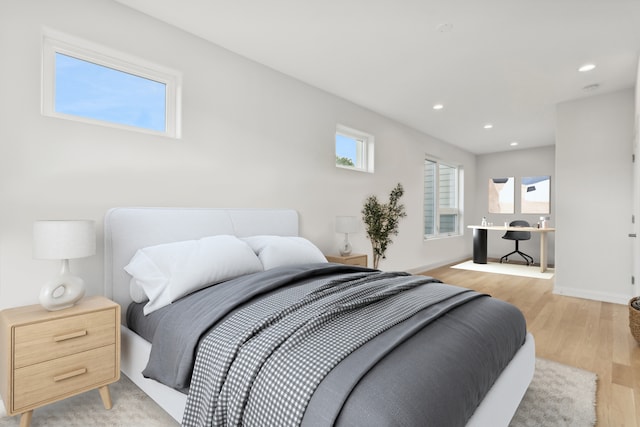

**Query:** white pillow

left=243, top=236, right=327, bottom=270
left=125, top=235, right=263, bottom=315
left=129, top=277, right=148, bottom=303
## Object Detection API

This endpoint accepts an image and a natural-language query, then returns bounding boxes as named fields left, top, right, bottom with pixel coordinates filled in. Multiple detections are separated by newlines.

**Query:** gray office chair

left=500, top=220, right=534, bottom=266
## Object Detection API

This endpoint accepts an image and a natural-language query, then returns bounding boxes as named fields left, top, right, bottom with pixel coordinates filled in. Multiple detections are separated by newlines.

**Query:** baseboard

left=409, top=258, right=629, bottom=306
left=411, top=258, right=629, bottom=306
left=407, top=257, right=470, bottom=274
left=553, top=286, right=629, bottom=305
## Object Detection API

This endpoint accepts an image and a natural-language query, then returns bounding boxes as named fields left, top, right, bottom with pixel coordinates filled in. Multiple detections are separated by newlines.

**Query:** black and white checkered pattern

left=182, top=271, right=462, bottom=427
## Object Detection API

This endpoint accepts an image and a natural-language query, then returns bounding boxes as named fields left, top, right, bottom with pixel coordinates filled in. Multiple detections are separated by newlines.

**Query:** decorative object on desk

left=488, top=177, right=514, bottom=213
left=33, top=220, right=96, bottom=311
left=539, top=216, right=550, bottom=228
left=521, top=176, right=550, bottom=214
left=361, top=183, right=406, bottom=269
left=629, top=296, right=640, bottom=344
left=335, top=216, right=358, bottom=256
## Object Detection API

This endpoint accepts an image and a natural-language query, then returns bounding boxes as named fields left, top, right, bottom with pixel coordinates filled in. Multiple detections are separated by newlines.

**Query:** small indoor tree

left=361, top=183, right=407, bottom=269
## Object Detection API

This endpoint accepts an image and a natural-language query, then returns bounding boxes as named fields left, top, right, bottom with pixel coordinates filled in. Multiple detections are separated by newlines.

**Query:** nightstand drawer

left=340, top=256, right=367, bottom=266
left=326, top=254, right=368, bottom=267
left=13, top=344, right=117, bottom=412
left=14, top=309, right=116, bottom=368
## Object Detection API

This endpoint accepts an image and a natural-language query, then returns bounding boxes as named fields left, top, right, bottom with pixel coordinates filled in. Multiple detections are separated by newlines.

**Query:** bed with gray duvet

left=127, top=263, right=527, bottom=427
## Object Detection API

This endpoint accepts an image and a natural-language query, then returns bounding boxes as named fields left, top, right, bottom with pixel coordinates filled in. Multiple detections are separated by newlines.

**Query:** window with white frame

left=42, top=28, right=182, bottom=138
left=335, top=124, right=374, bottom=173
left=424, top=157, right=462, bottom=238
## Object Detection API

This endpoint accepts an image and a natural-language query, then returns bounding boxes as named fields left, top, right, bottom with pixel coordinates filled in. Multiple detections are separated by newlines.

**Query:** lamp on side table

left=335, top=216, right=358, bottom=256
left=33, top=220, right=96, bottom=311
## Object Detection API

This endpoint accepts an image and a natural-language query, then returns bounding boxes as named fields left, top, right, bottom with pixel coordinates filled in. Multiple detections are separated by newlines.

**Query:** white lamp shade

left=336, top=216, right=358, bottom=234
left=33, top=220, right=96, bottom=260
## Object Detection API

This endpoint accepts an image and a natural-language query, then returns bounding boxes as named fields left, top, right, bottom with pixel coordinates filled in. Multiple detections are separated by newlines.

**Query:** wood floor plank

left=610, top=383, right=636, bottom=427
left=421, top=263, right=639, bottom=427
left=632, top=349, right=640, bottom=424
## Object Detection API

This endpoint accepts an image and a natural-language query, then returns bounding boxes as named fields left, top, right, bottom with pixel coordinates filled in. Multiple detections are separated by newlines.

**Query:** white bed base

left=104, top=207, right=535, bottom=426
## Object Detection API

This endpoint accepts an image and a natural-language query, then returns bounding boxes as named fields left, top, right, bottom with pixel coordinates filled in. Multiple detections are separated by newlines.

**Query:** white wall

left=556, top=89, right=634, bottom=304
left=634, top=58, right=640, bottom=298
left=476, top=146, right=556, bottom=264
left=0, top=0, right=476, bottom=309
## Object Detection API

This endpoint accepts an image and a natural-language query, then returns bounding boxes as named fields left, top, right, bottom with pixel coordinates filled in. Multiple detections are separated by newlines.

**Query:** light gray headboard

left=103, top=207, right=299, bottom=324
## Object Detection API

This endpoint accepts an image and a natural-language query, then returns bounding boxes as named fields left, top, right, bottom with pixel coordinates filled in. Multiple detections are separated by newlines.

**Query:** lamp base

left=338, top=241, right=352, bottom=256
left=39, top=261, right=86, bottom=311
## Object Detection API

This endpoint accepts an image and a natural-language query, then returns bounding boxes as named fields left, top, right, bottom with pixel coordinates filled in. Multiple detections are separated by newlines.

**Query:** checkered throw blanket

left=182, top=270, right=465, bottom=427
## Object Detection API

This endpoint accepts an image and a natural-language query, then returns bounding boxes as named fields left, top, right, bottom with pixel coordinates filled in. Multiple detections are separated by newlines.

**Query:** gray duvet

left=127, top=264, right=527, bottom=427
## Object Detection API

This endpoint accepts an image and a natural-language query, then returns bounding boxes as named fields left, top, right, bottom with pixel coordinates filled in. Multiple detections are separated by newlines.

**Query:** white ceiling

left=115, top=0, right=640, bottom=154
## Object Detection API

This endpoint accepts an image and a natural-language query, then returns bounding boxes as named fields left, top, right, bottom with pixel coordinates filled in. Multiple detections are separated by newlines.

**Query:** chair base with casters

left=499, top=240, right=534, bottom=265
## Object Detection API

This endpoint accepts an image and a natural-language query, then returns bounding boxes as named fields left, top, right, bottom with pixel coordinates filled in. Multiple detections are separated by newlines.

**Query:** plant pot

left=629, top=297, right=640, bottom=344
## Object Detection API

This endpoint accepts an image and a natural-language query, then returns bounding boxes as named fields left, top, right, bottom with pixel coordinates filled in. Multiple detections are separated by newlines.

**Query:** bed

left=104, top=207, right=535, bottom=426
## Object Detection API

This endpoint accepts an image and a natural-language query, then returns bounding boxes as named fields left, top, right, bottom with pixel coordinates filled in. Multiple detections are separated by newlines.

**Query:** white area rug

left=510, top=358, right=597, bottom=427
left=0, top=358, right=595, bottom=426
left=453, top=260, right=555, bottom=279
left=0, top=376, right=179, bottom=427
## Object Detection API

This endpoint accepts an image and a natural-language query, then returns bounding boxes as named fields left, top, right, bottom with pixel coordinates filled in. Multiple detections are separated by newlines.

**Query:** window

left=42, top=28, right=181, bottom=137
left=424, top=158, right=462, bottom=238
left=335, top=124, right=374, bottom=173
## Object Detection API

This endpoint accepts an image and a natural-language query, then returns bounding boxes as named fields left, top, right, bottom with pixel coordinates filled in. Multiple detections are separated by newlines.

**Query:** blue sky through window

left=336, top=133, right=357, bottom=162
left=55, top=53, right=166, bottom=132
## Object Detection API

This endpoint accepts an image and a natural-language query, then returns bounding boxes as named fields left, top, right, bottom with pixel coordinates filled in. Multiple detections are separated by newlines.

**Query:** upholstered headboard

left=103, top=207, right=299, bottom=324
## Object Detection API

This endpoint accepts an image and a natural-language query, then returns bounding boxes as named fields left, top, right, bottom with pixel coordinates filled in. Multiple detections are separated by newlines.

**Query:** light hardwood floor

left=422, top=263, right=640, bottom=427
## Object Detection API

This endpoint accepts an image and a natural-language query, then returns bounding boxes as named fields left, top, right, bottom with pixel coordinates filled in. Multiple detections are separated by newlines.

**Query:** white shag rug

left=453, top=260, right=555, bottom=280
left=0, top=358, right=595, bottom=426
left=510, top=358, right=597, bottom=427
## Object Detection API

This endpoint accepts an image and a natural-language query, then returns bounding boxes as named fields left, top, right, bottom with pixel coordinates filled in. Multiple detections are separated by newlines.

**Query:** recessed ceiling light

left=510, top=141, right=519, bottom=147
left=436, top=23, right=453, bottom=33
left=578, top=64, right=596, bottom=72
left=483, top=123, right=493, bottom=129
left=433, top=104, right=444, bottom=110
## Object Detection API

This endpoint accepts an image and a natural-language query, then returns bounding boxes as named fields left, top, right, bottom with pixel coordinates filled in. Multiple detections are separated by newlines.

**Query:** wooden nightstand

left=0, top=296, right=120, bottom=427
left=326, top=253, right=368, bottom=267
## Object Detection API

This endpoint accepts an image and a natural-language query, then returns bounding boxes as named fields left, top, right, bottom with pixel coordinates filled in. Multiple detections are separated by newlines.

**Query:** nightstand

left=326, top=253, right=368, bottom=267
left=0, top=296, right=120, bottom=427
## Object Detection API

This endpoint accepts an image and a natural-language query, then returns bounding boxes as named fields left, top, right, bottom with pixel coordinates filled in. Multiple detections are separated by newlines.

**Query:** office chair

left=500, top=220, right=534, bottom=266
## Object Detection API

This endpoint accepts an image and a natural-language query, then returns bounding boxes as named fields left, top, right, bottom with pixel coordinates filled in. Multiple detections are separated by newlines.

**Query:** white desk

left=468, top=225, right=555, bottom=272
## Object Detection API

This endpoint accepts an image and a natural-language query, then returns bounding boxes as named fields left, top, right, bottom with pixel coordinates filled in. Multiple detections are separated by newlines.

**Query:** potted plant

left=361, top=183, right=407, bottom=269
left=630, top=297, right=640, bottom=344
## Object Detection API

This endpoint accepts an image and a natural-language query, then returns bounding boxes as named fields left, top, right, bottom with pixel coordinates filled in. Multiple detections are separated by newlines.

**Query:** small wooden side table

left=326, top=253, right=368, bottom=267
left=0, top=296, right=120, bottom=427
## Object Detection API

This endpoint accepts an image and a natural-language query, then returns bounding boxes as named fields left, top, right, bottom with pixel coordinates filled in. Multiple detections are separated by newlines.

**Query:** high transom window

left=335, top=124, right=374, bottom=173
left=42, top=28, right=181, bottom=137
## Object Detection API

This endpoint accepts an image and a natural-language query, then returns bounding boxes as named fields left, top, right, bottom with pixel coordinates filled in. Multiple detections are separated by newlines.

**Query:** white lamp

left=33, top=220, right=96, bottom=311
left=336, top=216, right=358, bottom=256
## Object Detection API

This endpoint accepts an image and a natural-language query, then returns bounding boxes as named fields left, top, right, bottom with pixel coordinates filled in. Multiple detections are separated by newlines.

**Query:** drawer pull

left=53, top=368, right=87, bottom=382
left=53, top=329, right=87, bottom=342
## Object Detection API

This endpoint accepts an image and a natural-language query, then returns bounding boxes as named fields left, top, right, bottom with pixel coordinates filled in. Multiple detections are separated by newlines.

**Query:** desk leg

left=540, top=232, right=547, bottom=272
left=473, top=228, right=487, bottom=264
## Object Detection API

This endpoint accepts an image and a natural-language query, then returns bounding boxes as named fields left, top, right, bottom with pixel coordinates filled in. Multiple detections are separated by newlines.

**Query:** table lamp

left=33, top=220, right=96, bottom=311
left=336, top=216, right=358, bottom=256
